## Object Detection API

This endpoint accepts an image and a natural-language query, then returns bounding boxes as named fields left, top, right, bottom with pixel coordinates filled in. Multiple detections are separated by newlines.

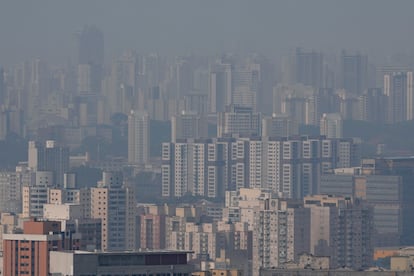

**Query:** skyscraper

left=76, top=25, right=104, bottom=67
left=231, top=64, right=261, bottom=111
left=28, top=140, right=70, bottom=188
left=384, top=71, right=413, bottom=123
left=294, top=48, right=323, bottom=88
left=0, top=67, right=5, bottom=106
left=128, top=110, right=149, bottom=164
left=107, top=51, right=139, bottom=114
left=176, top=58, right=193, bottom=99
left=340, top=51, right=368, bottom=95
left=209, top=63, right=232, bottom=113
left=76, top=25, right=104, bottom=95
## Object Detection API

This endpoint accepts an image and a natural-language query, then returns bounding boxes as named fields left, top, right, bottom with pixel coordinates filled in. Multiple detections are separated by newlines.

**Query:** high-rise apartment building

left=304, top=195, right=373, bottom=270
left=171, top=111, right=208, bottom=142
left=340, top=51, right=368, bottom=95
left=145, top=86, right=167, bottom=120
left=209, top=61, right=261, bottom=112
left=252, top=198, right=310, bottom=276
left=175, top=58, right=193, bottom=99
left=162, top=138, right=233, bottom=198
left=276, top=86, right=341, bottom=127
left=26, top=59, right=49, bottom=125
left=76, top=25, right=104, bottom=67
left=224, top=190, right=370, bottom=274
left=217, top=105, right=261, bottom=137
left=384, top=71, right=413, bottom=123
left=162, top=136, right=360, bottom=199
left=281, top=96, right=308, bottom=126
left=184, top=93, right=208, bottom=115
left=358, top=88, right=387, bottom=123
left=320, top=113, right=343, bottom=139
left=209, top=63, right=232, bottom=113
left=231, top=64, right=261, bottom=111
left=28, top=140, right=69, bottom=188
left=22, top=171, right=54, bottom=218
left=314, top=88, right=341, bottom=120
left=264, top=136, right=360, bottom=198
left=128, top=110, right=149, bottom=164
left=262, top=114, right=298, bottom=137
left=107, top=51, right=138, bottom=115
left=0, top=170, right=25, bottom=213
left=75, top=25, right=104, bottom=128
left=294, top=48, right=323, bottom=88
left=0, top=67, right=4, bottom=106
left=90, top=171, right=136, bottom=251
left=76, top=29, right=103, bottom=95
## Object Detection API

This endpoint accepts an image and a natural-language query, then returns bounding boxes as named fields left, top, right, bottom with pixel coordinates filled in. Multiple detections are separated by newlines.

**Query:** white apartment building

left=162, top=138, right=233, bottom=198
left=252, top=198, right=310, bottom=276
left=22, top=171, right=53, bottom=218
left=384, top=71, right=414, bottom=123
left=128, top=110, right=149, bottom=164
left=163, top=136, right=360, bottom=199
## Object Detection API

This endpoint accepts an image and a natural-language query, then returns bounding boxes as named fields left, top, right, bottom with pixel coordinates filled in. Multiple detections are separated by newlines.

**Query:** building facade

left=3, top=220, right=81, bottom=276
left=128, top=110, right=149, bottom=164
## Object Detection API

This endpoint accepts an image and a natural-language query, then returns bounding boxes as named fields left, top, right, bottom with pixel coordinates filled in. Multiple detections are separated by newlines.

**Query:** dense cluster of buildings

left=1, top=25, right=414, bottom=275
left=1, top=34, right=414, bottom=147
left=2, top=136, right=414, bottom=275
left=161, top=135, right=360, bottom=199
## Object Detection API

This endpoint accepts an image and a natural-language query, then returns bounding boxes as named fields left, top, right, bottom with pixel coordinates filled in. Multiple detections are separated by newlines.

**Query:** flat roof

left=3, top=233, right=63, bottom=242
left=62, top=250, right=193, bottom=255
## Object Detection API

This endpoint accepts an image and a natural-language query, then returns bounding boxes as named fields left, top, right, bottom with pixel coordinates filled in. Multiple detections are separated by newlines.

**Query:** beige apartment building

left=90, top=171, right=137, bottom=251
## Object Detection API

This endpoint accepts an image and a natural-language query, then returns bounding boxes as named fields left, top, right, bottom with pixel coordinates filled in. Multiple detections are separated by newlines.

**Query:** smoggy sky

left=0, top=0, right=413, bottom=65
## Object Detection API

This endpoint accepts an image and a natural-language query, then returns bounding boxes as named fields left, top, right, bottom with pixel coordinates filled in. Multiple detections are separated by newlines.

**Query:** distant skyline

left=1, top=0, right=414, bottom=64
